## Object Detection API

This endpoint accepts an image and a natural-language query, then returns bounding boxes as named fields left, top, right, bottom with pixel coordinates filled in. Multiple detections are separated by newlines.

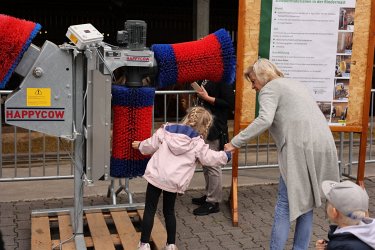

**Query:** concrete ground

left=0, top=165, right=374, bottom=249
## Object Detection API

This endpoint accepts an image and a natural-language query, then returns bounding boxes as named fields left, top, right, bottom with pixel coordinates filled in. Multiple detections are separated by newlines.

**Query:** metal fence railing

left=1, top=89, right=374, bottom=182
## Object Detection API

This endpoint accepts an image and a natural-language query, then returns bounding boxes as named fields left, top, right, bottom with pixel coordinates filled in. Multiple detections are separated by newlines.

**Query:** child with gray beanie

left=315, top=180, right=375, bottom=250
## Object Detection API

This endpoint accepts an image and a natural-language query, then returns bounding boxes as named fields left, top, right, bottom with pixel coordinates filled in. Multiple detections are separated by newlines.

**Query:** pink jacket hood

left=164, top=124, right=201, bottom=155
left=139, top=123, right=230, bottom=194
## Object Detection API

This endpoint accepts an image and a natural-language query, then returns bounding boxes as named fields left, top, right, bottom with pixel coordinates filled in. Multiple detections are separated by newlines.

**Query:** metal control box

left=66, top=23, right=103, bottom=49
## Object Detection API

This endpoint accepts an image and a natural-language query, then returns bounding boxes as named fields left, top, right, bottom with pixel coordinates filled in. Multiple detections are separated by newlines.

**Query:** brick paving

left=0, top=177, right=374, bottom=250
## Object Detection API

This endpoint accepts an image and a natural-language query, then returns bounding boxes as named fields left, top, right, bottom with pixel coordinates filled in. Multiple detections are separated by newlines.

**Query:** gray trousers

left=203, top=139, right=222, bottom=203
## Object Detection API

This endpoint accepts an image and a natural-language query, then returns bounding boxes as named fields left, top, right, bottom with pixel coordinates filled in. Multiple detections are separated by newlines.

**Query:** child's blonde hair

left=327, top=201, right=366, bottom=226
left=181, top=106, right=213, bottom=139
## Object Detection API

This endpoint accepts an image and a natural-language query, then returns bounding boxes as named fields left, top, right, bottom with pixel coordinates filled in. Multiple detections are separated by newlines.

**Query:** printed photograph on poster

left=317, top=102, right=332, bottom=122
left=337, top=32, right=353, bottom=54
left=335, top=55, right=351, bottom=78
left=331, top=102, right=348, bottom=125
left=338, top=8, right=355, bottom=31
left=334, top=79, right=349, bottom=101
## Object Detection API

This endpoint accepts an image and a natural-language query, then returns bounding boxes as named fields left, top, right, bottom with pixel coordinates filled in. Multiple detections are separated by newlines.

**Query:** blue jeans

left=270, top=177, right=313, bottom=250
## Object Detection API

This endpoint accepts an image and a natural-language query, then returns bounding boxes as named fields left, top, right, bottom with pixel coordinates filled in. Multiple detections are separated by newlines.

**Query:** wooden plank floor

left=31, top=216, right=51, bottom=250
left=31, top=209, right=167, bottom=250
left=57, top=215, right=76, bottom=250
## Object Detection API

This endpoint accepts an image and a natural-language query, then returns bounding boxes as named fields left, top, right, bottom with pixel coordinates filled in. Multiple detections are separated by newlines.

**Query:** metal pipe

left=176, top=94, right=179, bottom=123
left=57, top=138, right=60, bottom=175
left=348, top=132, right=353, bottom=176
left=43, top=134, right=46, bottom=175
left=156, top=90, right=195, bottom=95
left=164, top=94, right=167, bottom=122
left=339, top=132, right=344, bottom=177
left=256, top=136, right=260, bottom=165
left=28, top=130, right=31, bottom=176
left=14, top=126, right=17, bottom=176
left=369, top=90, right=374, bottom=160
left=266, top=130, right=270, bottom=164
left=0, top=175, right=73, bottom=182
left=0, top=90, right=14, bottom=95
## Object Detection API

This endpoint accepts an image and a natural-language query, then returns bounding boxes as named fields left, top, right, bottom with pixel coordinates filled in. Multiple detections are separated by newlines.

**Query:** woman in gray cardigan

left=225, top=58, right=340, bottom=250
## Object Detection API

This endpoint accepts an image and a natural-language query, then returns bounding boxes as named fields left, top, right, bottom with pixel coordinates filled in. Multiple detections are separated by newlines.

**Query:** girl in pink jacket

left=132, top=106, right=231, bottom=250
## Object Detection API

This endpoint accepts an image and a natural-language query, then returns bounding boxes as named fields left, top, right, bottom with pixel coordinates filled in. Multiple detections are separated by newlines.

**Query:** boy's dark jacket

left=327, top=219, right=375, bottom=249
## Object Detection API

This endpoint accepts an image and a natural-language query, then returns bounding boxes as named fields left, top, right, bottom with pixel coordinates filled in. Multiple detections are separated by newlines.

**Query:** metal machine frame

left=4, top=22, right=155, bottom=248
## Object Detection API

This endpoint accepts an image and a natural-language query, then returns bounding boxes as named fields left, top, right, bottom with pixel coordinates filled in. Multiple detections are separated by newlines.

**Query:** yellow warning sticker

left=26, top=88, right=51, bottom=107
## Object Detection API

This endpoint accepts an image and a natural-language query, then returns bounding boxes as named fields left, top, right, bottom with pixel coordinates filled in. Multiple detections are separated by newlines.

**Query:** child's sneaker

left=137, top=242, right=151, bottom=250
left=164, top=243, right=178, bottom=250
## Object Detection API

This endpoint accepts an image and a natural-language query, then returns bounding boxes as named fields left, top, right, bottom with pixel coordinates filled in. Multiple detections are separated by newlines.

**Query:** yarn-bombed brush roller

left=151, top=28, right=236, bottom=88
left=0, top=14, right=41, bottom=89
left=110, top=85, right=155, bottom=178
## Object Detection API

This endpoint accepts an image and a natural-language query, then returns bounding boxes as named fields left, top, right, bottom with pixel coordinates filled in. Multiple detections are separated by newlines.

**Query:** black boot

left=191, top=195, right=207, bottom=205
left=193, top=201, right=219, bottom=216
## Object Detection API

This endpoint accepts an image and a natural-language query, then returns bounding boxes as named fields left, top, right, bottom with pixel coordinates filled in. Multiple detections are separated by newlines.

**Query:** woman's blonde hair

left=181, top=106, right=213, bottom=139
left=244, top=58, right=284, bottom=86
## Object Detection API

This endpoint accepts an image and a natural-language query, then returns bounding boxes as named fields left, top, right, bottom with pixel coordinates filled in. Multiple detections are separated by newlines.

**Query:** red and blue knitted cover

left=110, top=85, right=155, bottom=178
left=0, top=14, right=41, bottom=89
left=151, top=28, right=236, bottom=88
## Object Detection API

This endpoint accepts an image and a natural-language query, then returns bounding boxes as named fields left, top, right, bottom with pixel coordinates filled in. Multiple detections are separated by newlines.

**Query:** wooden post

left=230, top=0, right=246, bottom=227
left=357, top=0, right=375, bottom=187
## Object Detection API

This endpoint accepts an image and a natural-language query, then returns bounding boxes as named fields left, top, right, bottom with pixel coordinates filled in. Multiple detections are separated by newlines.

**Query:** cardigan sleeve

left=231, top=85, right=279, bottom=148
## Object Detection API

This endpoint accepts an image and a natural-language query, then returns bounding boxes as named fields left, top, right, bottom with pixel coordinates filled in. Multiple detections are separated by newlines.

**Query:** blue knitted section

left=110, top=158, right=149, bottom=178
left=0, top=23, right=42, bottom=89
left=150, top=44, right=177, bottom=88
left=166, top=124, right=199, bottom=138
left=111, top=85, right=155, bottom=107
left=214, top=29, right=236, bottom=85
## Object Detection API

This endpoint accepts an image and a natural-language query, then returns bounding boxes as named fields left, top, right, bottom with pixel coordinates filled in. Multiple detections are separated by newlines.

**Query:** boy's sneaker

left=137, top=242, right=151, bottom=250
left=191, top=195, right=207, bottom=205
left=164, top=243, right=178, bottom=250
left=193, top=201, right=219, bottom=216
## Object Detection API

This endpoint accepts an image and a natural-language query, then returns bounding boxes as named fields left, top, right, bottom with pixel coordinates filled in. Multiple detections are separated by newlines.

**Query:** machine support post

left=72, top=53, right=86, bottom=249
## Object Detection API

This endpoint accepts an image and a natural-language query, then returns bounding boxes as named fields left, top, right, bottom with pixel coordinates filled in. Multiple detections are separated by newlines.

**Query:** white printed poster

left=269, top=0, right=356, bottom=125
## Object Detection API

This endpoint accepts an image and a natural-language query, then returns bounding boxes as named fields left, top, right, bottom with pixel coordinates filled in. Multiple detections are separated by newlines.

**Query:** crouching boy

left=315, top=180, right=375, bottom=249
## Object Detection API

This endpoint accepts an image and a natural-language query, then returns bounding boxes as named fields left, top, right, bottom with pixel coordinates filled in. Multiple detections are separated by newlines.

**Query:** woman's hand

left=198, top=86, right=216, bottom=105
left=315, top=239, right=327, bottom=250
left=132, top=141, right=141, bottom=149
left=224, top=142, right=236, bottom=153
left=196, top=85, right=209, bottom=101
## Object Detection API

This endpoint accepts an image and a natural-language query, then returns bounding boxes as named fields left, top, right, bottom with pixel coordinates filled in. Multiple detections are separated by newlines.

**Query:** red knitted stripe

left=172, top=34, right=224, bottom=83
left=0, top=15, right=37, bottom=81
left=112, top=106, right=130, bottom=159
left=133, top=106, right=153, bottom=160
left=112, top=106, right=153, bottom=160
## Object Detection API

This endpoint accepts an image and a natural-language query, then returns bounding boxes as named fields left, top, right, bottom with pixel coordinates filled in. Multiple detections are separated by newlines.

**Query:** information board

left=236, top=0, right=373, bottom=132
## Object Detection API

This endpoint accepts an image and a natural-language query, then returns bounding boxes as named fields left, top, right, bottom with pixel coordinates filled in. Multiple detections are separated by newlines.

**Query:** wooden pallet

left=31, top=209, right=167, bottom=250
